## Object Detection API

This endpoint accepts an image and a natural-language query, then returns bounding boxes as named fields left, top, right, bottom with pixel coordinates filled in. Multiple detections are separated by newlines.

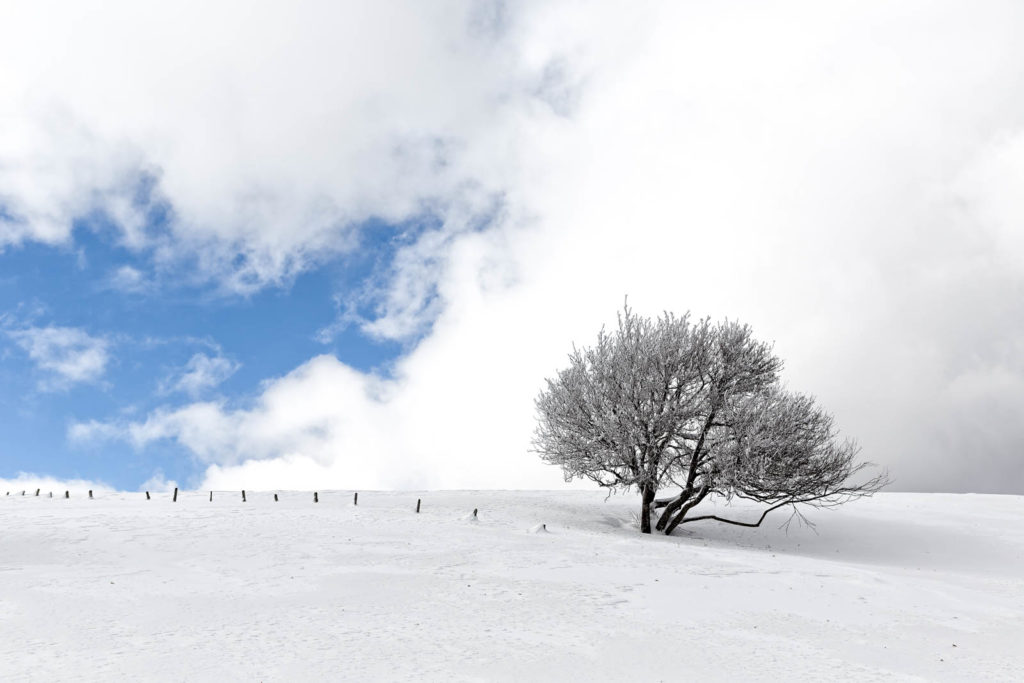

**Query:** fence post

left=314, top=492, right=318, bottom=503
left=242, top=490, right=246, bottom=502
left=473, top=508, right=478, bottom=518
left=49, top=492, right=52, bottom=498
left=36, top=489, right=40, bottom=496
left=416, top=498, right=421, bottom=513
left=354, top=492, right=358, bottom=506
left=274, top=493, right=279, bottom=502
left=209, top=491, right=213, bottom=502
left=89, top=490, right=93, bottom=499
left=65, top=491, right=69, bottom=499
left=173, top=487, right=178, bottom=502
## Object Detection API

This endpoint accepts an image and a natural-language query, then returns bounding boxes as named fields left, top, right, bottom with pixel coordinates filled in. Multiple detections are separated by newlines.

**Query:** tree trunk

left=655, top=489, right=691, bottom=531
left=663, top=486, right=711, bottom=535
left=639, top=484, right=656, bottom=534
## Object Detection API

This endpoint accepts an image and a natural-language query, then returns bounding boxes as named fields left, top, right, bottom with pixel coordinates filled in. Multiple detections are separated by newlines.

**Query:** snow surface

left=1, top=490, right=1022, bottom=681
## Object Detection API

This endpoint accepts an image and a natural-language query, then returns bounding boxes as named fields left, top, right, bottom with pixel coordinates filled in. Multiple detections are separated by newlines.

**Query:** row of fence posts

left=6, top=489, right=93, bottom=499
left=6, top=488, right=432, bottom=514
left=160, top=488, right=424, bottom=512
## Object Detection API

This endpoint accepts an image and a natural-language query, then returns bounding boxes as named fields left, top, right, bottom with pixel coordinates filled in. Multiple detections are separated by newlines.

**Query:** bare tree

left=533, top=303, right=888, bottom=535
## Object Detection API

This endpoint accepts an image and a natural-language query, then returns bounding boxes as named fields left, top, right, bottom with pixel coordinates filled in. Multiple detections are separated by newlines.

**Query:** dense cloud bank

left=3, top=2, right=1022, bottom=491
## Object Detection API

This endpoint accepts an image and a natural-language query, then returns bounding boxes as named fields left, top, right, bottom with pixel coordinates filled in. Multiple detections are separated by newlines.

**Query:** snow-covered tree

left=533, top=304, right=888, bottom=535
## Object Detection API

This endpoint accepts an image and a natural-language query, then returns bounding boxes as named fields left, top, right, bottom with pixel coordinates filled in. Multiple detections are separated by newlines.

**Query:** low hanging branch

left=533, top=302, right=889, bottom=535
left=679, top=473, right=891, bottom=529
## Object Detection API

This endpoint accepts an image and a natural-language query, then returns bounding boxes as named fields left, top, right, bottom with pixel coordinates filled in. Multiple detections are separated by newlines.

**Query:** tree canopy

left=533, top=304, right=888, bottom=534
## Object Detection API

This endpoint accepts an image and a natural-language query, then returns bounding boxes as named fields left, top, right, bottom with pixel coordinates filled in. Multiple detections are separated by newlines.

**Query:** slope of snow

left=1, top=490, right=1022, bottom=681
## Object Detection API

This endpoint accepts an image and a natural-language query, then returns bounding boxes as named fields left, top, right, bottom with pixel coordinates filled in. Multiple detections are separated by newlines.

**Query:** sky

left=1, top=0, right=1023, bottom=494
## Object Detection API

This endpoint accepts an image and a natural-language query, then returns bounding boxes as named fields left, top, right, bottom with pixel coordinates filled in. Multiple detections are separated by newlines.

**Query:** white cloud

left=71, top=353, right=559, bottom=490
left=106, top=265, right=150, bottom=293
left=0, top=473, right=112, bottom=496
left=0, top=0, right=552, bottom=293
left=7, top=326, right=111, bottom=390
left=29, top=1, right=1024, bottom=492
left=952, top=129, right=1024, bottom=269
left=67, top=419, right=123, bottom=444
left=138, top=469, right=177, bottom=493
left=161, top=353, right=240, bottom=398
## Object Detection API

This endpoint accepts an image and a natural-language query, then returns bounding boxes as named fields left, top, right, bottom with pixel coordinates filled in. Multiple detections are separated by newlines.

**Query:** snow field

left=1, top=490, right=1022, bottom=681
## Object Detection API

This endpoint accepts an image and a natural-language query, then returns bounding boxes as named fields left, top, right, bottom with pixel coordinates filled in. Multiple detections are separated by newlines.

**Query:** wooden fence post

left=242, top=490, right=246, bottom=502
left=35, top=489, right=40, bottom=496
left=173, top=487, right=178, bottom=502
left=473, top=508, right=478, bottom=518
left=314, top=492, right=318, bottom=503
left=354, top=492, right=358, bottom=506
left=89, top=490, right=93, bottom=499
left=65, top=491, right=69, bottom=499
left=146, top=491, right=150, bottom=500
left=49, top=492, right=52, bottom=498
left=274, top=493, right=279, bottom=502
left=416, top=498, right=421, bottom=513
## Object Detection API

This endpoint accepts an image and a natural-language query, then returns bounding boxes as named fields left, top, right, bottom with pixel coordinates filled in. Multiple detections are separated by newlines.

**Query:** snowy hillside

left=2, top=490, right=1022, bottom=681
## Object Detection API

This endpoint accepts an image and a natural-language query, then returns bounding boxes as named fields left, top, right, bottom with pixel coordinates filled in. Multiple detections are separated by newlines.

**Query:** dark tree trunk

left=655, top=489, right=691, bottom=531
left=639, top=484, right=656, bottom=534
left=663, top=486, right=711, bottom=535
left=656, top=410, right=716, bottom=532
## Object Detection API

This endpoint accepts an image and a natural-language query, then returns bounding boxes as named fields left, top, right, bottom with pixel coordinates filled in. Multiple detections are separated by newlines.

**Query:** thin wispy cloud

left=160, top=352, right=240, bottom=398
left=7, top=325, right=111, bottom=391
left=105, top=265, right=150, bottom=294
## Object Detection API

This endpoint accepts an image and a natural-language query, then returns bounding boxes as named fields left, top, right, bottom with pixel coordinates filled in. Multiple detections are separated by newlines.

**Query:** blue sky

left=2, top=1, right=1023, bottom=493
left=0, top=213, right=409, bottom=490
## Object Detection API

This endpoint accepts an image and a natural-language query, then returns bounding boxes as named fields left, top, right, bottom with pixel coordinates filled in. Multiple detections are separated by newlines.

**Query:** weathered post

left=146, top=491, right=150, bottom=500
left=65, top=491, right=69, bottom=498
left=35, top=489, right=40, bottom=496
left=473, top=508, right=478, bottom=518
left=416, top=498, right=421, bottom=513
left=274, top=493, right=279, bottom=502
left=173, top=487, right=178, bottom=502
left=49, top=492, right=53, bottom=498
left=314, top=492, right=318, bottom=503
left=89, top=490, right=93, bottom=499
left=354, top=492, right=358, bottom=506
left=209, top=491, right=213, bottom=502
left=242, top=490, right=246, bottom=502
